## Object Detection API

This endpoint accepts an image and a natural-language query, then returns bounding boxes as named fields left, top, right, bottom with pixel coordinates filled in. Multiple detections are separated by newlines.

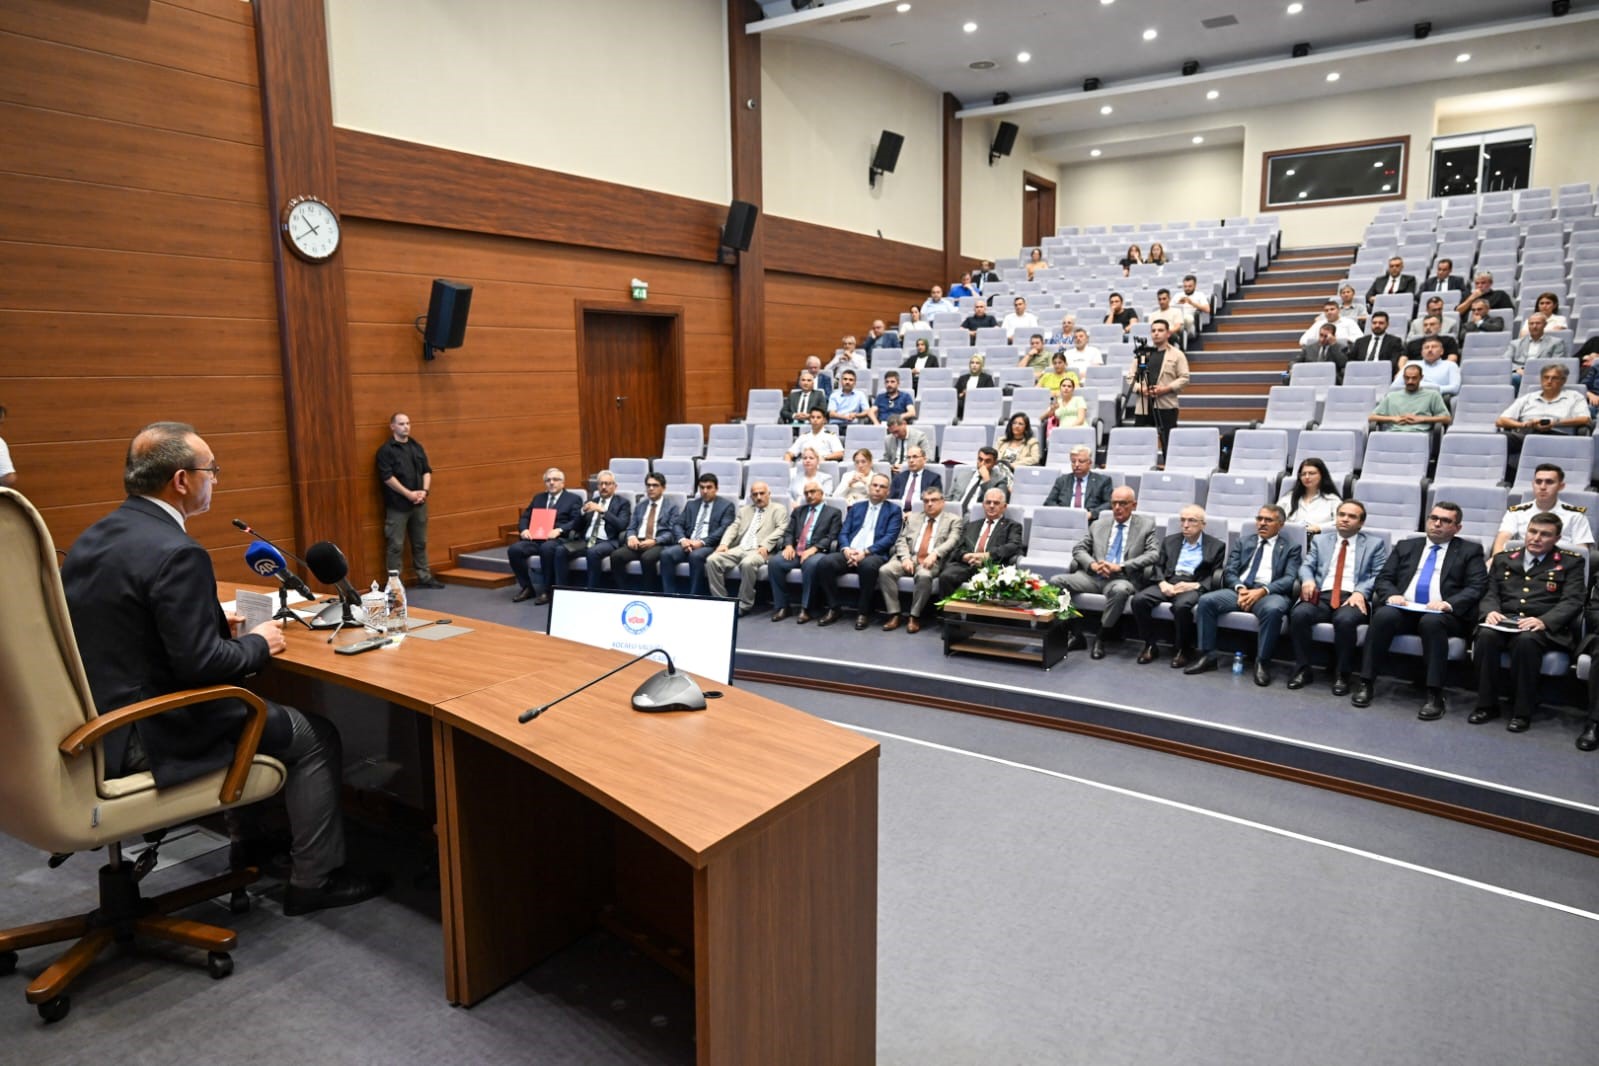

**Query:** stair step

left=1204, top=336, right=1303, bottom=352
left=435, top=567, right=515, bottom=588
left=1182, top=405, right=1266, bottom=424
left=1214, top=314, right=1312, bottom=331
left=457, top=547, right=514, bottom=574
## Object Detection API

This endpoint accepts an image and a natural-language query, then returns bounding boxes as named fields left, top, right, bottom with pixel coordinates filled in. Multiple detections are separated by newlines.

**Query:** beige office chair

left=0, top=488, right=287, bottom=1023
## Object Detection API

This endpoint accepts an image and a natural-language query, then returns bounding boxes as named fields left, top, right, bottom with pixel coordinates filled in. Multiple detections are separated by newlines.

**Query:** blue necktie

left=1244, top=538, right=1268, bottom=586
left=1414, top=544, right=1440, bottom=603
left=1108, top=523, right=1125, bottom=565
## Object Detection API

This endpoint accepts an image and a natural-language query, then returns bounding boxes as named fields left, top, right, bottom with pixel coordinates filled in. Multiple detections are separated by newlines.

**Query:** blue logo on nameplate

left=621, top=600, right=654, bottom=635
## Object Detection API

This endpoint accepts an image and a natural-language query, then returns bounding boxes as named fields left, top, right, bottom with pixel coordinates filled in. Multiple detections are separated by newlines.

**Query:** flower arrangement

left=939, top=563, right=1079, bottom=619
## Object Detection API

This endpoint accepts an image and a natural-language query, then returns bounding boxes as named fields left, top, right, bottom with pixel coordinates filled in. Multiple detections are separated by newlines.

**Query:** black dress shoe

left=512, top=587, right=535, bottom=603
left=1090, top=637, right=1106, bottom=660
left=1136, top=643, right=1157, bottom=665
left=1170, top=650, right=1191, bottom=669
left=795, top=610, right=813, bottom=625
left=770, top=607, right=793, bottom=622
left=1287, top=666, right=1313, bottom=690
left=1183, top=656, right=1217, bottom=675
left=1331, top=674, right=1351, bottom=697
left=1468, top=706, right=1500, bottom=725
left=1417, top=691, right=1446, bottom=721
left=1350, top=678, right=1373, bottom=708
left=818, top=608, right=842, bottom=627
left=1066, top=632, right=1087, bottom=652
left=533, top=592, right=550, bottom=606
left=282, top=868, right=391, bottom=917
left=1506, top=715, right=1530, bottom=733
left=853, top=614, right=871, bottom=631
left=1254, top=662, right=1271, bottom=687
left=1577, top=720, right=1599, bottom=752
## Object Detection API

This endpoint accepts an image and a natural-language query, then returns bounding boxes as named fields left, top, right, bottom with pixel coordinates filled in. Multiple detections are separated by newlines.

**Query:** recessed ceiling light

left=1494, top=170, right=1502, bottom=176
left=1206, top=89, right=1220, bottom=100
left=1017, top=51, right=1031, bottom=63
left=1100, top=104, right=1113, bottom=115
left=1325, top=71, right=1340, bottom=82
left=1192, top=136, right=1205, bottom=144
left=1142, top=28, right=1158, bottom=41
left=963, top=21, right=977, bottom=33
left=1100, top=0, right=1114, bottom=5
left=896, top=2, right=911, bottom=11
left=1456, top=53, right=1471, bottom=63
left=1285, top=168, right=1296, bottom=176
left=1373, top=161, right=1384, bottom=167
left=1286, top=2, right=1303, bottom=13
left=1090, top=149, right=1102, bottom=157
left=1381, top=184, right=1392, bottom=192
left=1298, top=191, right=1309, bottom=199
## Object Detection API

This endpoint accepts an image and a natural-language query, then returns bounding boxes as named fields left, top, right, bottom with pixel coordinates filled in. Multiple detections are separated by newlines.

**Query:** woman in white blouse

left=787, top=447, right=835, bottom=506
left=1277, top=457, right=1342, bottom=536
left=836, top=448, right=877, bottom=504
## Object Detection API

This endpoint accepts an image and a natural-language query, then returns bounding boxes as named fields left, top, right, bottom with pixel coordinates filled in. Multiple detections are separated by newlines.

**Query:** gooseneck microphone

left=244, top=540, right=315, bottom=599
left=231, top=518, right=313, bottom=570
left=519, top=648, right=707, bottom=724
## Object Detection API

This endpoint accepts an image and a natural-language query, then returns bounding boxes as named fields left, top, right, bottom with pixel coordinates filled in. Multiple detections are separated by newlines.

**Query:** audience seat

left=745, top=389, right=784, bottom=424
left=749, top=424, right=798, bottom=460
left=695, top=458, right=744, bottom=497
left=661, top=423, right=704, bottom=458
left=1510, top=436, right=1592, bottom=491
left=705, top=423, right=750, bottom=460
left=609, top=458, right=649, bottom=496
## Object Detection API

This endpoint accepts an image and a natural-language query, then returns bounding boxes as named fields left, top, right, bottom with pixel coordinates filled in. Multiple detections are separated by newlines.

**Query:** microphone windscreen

left=245, top=540, right=287, bottom=578
left=231, top=518, right=250, bottom=532
left=304, top=541, right=350, bottom=584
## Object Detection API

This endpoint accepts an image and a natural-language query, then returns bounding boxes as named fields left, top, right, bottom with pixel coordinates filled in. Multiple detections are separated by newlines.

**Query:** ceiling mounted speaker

left=1291, top=42, right=1311, bottom=58
left=1181, top=59, right=1200, bottom=76
left=1083, top=76, right=1101, bottom=92
left=988, top=121, right=1019, bottom=166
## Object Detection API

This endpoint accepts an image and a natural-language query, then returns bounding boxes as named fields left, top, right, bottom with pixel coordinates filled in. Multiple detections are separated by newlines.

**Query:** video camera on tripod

left=1125, top=336, right=1158, bottom=419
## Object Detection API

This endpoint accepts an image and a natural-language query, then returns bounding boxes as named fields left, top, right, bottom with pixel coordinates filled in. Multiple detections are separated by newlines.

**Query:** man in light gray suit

left=705, top=481, right=789, bottom=616
left=1505, top=312, right=1569, bottom=389
left=878, top=486, right=964, bottom=633
left=1049, top=486, right=1160, bottom=658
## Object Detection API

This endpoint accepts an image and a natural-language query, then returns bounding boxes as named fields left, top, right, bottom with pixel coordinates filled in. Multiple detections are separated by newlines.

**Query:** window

left=1430, top=127, right=1534, bottom=197
left=1260, top=136, right=1408, bottom=211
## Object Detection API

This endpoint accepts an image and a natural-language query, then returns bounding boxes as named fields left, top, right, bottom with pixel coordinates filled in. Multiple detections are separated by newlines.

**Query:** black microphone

left=519, top=648, right=706, bottom=724
left=231, top=518, right=313, bottom=570
left=244, top=540, right=315, bottom=599
left=305, top=540, right=363, bottom=607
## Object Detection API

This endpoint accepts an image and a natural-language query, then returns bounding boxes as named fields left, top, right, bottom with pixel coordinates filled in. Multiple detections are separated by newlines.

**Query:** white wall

left=761, top=37, right=943, bottom=248
left=324, top=0, right=731, bottom=204
left=960, top=118, right=1063, bottom=261
left=1056, top=145, right=1243, bottom=233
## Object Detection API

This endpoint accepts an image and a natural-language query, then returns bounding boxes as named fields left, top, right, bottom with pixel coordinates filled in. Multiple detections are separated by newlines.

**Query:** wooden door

left=575, top=305, right=684, bottom=480
left=1023, top=171, right=1058, bottom=248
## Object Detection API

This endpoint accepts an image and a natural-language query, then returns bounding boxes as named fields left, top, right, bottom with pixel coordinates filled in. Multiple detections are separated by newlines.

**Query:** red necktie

left=916, top=519, right=935, bottom=568
left=798, top=507, right=816, bottom=551
left=1330, top=539, right=1348, bottom=609
left=1073, top=478, right=1083, bottom=508
left=975, top=520, right=993, bottom=553
left=904, top=472, right=918, bottom=509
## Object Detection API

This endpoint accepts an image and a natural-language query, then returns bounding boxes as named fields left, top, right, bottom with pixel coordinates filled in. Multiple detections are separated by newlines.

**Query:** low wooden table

left=940, top=600, right=1072, bottom=669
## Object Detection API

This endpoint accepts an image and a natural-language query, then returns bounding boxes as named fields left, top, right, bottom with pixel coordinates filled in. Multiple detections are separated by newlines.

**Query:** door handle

left=615, top=396, right=628, bottom=409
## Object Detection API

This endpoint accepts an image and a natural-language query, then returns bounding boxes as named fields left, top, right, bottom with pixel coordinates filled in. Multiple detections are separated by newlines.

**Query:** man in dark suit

left=1418, top=257, right=1467, bottom=303
left=550, top=468, right=632, bottom=590
left=1352, top=502, right=1487, bottom=719
left=1457, top=297, right=1506, bottom=342
left=780, top=369, right=828, bottom=425
left=1470, top=512, right=1586, bottom=734
left=60, top=422, right=383, bottom=915
left=1043, top=444, right=1114, bottom=522
left=1402, top=316, right=1461, bottom=363
left=1365, top=255, right=1417, bottom=308
left=1577, top=580, right=1599, bottom=751
left=1287, top=501, right=1389, bottom=695
left=1349, top=311, right=1405, bottom=373
left=1130, top=504, right=1227, bottom=667
left=769, top=480, right=843, bottom=621
left=1454, top=271, right=1514, bottom=316
left=888, top=446, right=942, bottom=511
left=509, top=466, right=585, bottom=604
left=1050, top=486, right=1160, bottom=658
left=934, top=488, right=1025, bottom=600
left=814, top=474, right=904, bottom=629
left=1185, top=504, right=1303, bottom=686
left=659, top=471, right=735, bottom=596
left=608, top=471, right=681, bottom=591
left=1288, top=324, right=1349, bottom=383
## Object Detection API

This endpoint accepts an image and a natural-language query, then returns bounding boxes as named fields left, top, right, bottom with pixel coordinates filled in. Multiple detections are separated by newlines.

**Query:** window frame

left=1259, top=135, right=1410, bottom=212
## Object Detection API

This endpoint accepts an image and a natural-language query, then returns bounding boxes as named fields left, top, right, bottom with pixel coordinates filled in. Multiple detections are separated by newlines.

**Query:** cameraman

left=1125, top=320, right=1189, bottom=448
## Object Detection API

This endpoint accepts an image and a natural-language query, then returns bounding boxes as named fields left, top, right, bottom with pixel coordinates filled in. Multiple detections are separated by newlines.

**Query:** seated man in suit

left=1185, top=505, right=1303, bottom=686
left=1288, top=322, right=1349, bottom=383
left=1419, top=257, right=1467, bottom=302
left=1043, top=444, right=1113, bottom=523
left=705, top=481, right=787, bottom=617
left=1049, top=486, right=1159, bottom=659
left=1406, top=297, right=1459, bottom=342
left=1349, top=311, right=1405, bottom=373
left=1505, top=312, right=1569, bottom=389
left=1351, top=502, right=1486, bottom=718
left=1286, top=500, right=1389, bottom=695
left=780, top=369, right=828, bottom=425
left=608, top=471, right=681, bottom=591
left=889, top=445, right=942, bottom=512
left=804, top=355, right=833, bottom=396
left=768, top=481, right=843, bottom=622
left=1454, top=271, right=1514, bottom=316
left=659, top=472, right=736, bottom=596
left=862, top=318, right=900, bottom=354
left=1365, top=255, right=1417, bottom=309
left=508, top=467, right=585, bottom=604
left=1402, top=314, right=1461, bottom=363
left=878, top=485, right=963, bottom=633
left=61, top=421, right=384, bottom=914
left=550, top=469, right=632, bottom=590
left=1470, top=512, right=1585, bottom=734
left=1457, top=297, right=1506, bottom=341
left=948, top=446, right=1013, bottom=511
left=813, top=473, right=903, bottom=629
left=883, top=415, right=931, bottom=474
left=934, top=488, right=1026, bottom=600
left=1130, top=504, right=1227, bottom=668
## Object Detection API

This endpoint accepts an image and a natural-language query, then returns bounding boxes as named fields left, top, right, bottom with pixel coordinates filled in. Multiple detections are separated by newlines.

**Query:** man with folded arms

left=878, top=486, right=963, bottom=633
left=813, top=473, right=903, bottom=630
left=1351, top=503, right=1486, bottom=719
left=1130, top=505, right=1226, bottom=667
left=1286, top=500, right=1388, bottom=696
left=705, top=481, right=787, bottom=618
left=768, top=481, right=842, bottom=623
left=1369, top=363, right=1450, bottom=432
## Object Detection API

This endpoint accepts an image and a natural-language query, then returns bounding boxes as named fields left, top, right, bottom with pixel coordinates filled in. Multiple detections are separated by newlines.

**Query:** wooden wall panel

left=762, top=274, right=928, bottom=393
left=0, top=0, right=287, bottom=584
left=765, top=215, right=944, bottom=292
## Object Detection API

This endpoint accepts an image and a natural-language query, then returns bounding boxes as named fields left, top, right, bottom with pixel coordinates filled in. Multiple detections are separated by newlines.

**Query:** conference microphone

left=231, top=518, right=313, bottom=570
left=244, top=540, right=316, bottom=599
left=304, top=540, right=372, bottom=633
left=519, top=648, right=706, bottom=724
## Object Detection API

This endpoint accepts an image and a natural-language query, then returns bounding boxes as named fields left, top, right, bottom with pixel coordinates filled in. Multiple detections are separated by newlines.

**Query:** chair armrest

left=59, top=684, right=271, bottom=806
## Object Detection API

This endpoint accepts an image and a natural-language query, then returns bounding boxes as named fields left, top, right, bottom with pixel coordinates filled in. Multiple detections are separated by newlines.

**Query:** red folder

left=525, top=507, right=558, bottom=540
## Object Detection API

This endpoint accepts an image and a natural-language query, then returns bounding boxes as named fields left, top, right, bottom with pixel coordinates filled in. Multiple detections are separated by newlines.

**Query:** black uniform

left=1473, top=549, right=1586, bottom=719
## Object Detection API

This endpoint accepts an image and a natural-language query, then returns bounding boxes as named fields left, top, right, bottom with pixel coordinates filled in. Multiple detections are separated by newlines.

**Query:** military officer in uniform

left=1470, top=512, right=1586, bottom=733
left=1489, top=462, right=1594, bottom=557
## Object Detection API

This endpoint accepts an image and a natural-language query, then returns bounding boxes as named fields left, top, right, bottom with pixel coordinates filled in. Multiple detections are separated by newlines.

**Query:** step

left=1214, top=314, right=1313, bottom=331
left=1203, top=334, right=1303, bottom=351
left=1252, top=267, right=1349, bottom=284
left=1241, top=283, right=1343, bottom=299
left=1225, top=295, right=1333, bottom=312
left=436, top=567, right=515, bottom=589
left=1182, top=405, right=1266, bottom=424
left=1188, top=356, right=1295, bottom=372
left=457, top=547, right=514, bottom=574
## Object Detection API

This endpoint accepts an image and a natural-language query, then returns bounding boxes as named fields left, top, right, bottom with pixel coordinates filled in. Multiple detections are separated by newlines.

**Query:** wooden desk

left=260, top=605, right=879, bottom=1065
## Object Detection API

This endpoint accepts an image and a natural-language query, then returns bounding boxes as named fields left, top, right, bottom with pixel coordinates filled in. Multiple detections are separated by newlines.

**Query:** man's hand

left=248, top=619, right=286, bottom=655
left=1300, top=579, right=1318, bottom=602
left=782, top=546, right=797, bottom=562
left=1484, top=610, right=1506, bottom=626
left=844, top=548, right=865, bottom=565
left=1517, top=615, right=1547, bottom=632
left=226, top=611, right=246, bottom=639
left=1237, top=587, right=1266, bottom=609
left=520, top=529, right=534, bottom=541
left=627, top=535, right=641, bottom=550
left=409, top=489, right=427, bottom=505
left=1426, top=600, right=1451, bottom=612
left=1347, top=591, right=1368, bottom=615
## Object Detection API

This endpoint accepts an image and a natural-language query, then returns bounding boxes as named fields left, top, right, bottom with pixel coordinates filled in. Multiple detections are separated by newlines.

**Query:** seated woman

left=836, top=448, right=877, bottom=504
left=1146, top=242, right=1168, bottom=267
left=900, top=336, right=939, bottom=389
left=1277, top=457, right=1342, bottom=537
left=786, top=447, right=834, bottom=506
left=1119, top=243, right=1144, bottom=276
left=1037, top=351, right=1073, bottom=394
left=996, top=413, right=1042, bottom=468
left=1025, top=247, right=1051, bottom=281
left=1041, top=374, right=1088, bottom=437
left=1520, top=291, right=1570, bottom=335
left=955, top=353, right=996, bottom=421
left=901, top=304, right=932, bottom=336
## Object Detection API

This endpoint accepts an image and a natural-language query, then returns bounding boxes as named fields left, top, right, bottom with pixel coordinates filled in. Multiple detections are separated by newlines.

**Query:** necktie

left=1330, top=538, right=1348, bottom=609
left=1319, top=344, right=1327, bottom=361
left=587, top=499, right=606, bottom=546
left=694, top=504, right=709, bottom=541
left=798, top=506, right=816, bottom=551
left=1108, top=523, right=1125, bottom=565
left=1073, top=478, right=1083, bottom=508
left=975, top=519, right=993, bottom=553
left=852, top=505, right=878, bottom=551
left=643, top=501, right=657, bottom=540
left=798, top=393, right=808, bottom=414
left=916, top=517, right=935, bottom=568
left=1414, top=544, right=1439, bottom=603
left=964, top=474, right=982, bottom=508
left=739, top=508, right=764, bottom=550
left=1388, top=276, right=1397, bottom=294
left=1244, top=538, right=1267, bottom=587
left=903, top=471, right=918, bottom=509
left=1525, top=553, right=1541, bottom=574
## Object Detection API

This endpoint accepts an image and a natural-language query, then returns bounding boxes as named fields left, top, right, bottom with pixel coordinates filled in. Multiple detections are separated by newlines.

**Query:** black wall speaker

left=722, top=200, right=759, bottom=251
left=423, top=279, right=473, bottom=359
left=872, top=131, right=904, bottom=174
left=990, top=121, right=1019, bottom=160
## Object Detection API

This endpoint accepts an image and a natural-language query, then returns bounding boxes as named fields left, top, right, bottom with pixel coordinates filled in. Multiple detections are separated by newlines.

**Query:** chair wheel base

left=37, top=994, right=69, bottom=1023
left=207, top=952, right=233, bottom=979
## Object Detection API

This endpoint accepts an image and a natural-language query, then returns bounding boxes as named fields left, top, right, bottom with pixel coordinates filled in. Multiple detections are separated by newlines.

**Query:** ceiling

left=750, top=0, right=1599, bottom=164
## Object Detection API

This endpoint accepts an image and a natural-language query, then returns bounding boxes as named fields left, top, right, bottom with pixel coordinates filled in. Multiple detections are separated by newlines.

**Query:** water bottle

left=1232, top=651, right=1245, bottom=677
left=384, top=570, right=407, bottom=640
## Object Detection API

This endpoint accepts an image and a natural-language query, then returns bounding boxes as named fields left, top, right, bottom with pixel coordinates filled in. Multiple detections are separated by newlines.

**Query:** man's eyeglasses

left=185, top=464, right=221, bottom=476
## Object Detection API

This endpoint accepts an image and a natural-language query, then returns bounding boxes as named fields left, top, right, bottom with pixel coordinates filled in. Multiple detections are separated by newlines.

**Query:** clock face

left=281, top=197, right=340, bottom=261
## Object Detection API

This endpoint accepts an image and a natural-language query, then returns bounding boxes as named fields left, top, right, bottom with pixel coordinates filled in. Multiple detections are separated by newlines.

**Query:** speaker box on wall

left=872, top=131, right=905, bottom=173
left=722, top=200, right=759, bottom=251
left=990, top=121, right=1019, bottom=160
left=423, top=279, right=473, bottom=359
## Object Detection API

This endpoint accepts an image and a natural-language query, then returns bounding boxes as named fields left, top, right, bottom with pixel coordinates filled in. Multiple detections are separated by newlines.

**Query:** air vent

left=969, top=60, right=996, bottom=70
left=839, top=13, right=871, bottom=22
left=1201, top=15, right=1239, bottom=28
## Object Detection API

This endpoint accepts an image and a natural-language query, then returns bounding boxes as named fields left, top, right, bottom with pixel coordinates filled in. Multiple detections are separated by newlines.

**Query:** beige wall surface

left=960, top=117, right=1063, bottom=262
left=324, top=0, right=732, bottom=204
left=1056, top=144, right=1244, bottom=234
left=761, top=37, right=943, bottom=248
left=1436, top=96, right=1599, bottom=193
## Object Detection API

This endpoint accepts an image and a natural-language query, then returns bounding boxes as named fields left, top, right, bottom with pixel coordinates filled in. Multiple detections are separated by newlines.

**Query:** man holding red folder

left=509, top=467, right=584, bottom=604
